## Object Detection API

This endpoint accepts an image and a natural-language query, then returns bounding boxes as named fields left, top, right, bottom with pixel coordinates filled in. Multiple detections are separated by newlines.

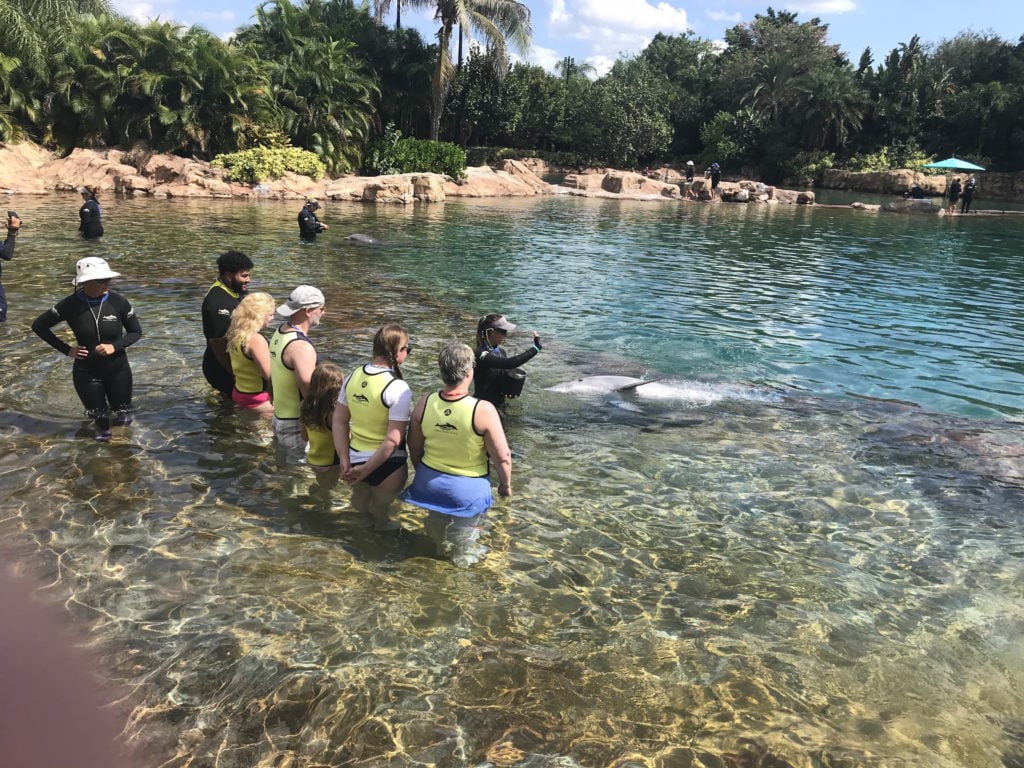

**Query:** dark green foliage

left=363, top=125, right=466, bottom=177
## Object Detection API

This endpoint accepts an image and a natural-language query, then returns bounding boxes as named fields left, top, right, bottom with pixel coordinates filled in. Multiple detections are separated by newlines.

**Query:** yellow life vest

left=306, top=424, right=338, bottom=467
left=229, top=336, right=265, bottom=395
left=269, top=326, right=307, bottom=419
left=420, top=392, right=488, bottom=477
left=345, top=365, right=399, bottom=452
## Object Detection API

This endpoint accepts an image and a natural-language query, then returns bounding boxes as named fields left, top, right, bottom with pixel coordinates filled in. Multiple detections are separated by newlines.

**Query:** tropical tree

left=423, top=0, right=532, bottom=140
left=798, top=64, right=867, bottom=149
left=238, top=0, right=380, bottom=173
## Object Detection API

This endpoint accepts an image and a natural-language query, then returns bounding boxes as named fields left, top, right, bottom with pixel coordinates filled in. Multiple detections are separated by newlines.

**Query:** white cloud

left=526, top=44, right=564, bottom=73
left=549, top=0, right=689, bottom=63
left=197, top=10, right=235, bottom=22
left=114, top=1, right=157, bottom=23
left=585, top=54, right=616, bottom=77
left=706, top=10, right=742, bottom=23
left=782, top=0, right=857, bottom=13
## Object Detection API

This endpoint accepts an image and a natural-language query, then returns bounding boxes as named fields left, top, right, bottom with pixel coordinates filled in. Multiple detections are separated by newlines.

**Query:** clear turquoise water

left=0, top=195, right=1022, bottom=768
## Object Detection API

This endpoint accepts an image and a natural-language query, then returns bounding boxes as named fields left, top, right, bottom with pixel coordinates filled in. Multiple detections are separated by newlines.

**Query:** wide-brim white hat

left=72, top=257, right=121, bottom=285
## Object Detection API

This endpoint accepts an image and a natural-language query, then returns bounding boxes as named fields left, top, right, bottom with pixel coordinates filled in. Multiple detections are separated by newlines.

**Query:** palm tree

left=373, top=0, right=429, bottom=29
left=425, top=0, right=531, bottom=140
left=0, top=0, right=111, bottom=78
left=798, top=65, right=867, bottom=149
left=741, top=51, right=800, bottom=125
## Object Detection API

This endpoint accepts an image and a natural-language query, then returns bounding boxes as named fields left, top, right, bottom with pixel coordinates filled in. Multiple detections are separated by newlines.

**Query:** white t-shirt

left=338, top=364, right=412, bottom=462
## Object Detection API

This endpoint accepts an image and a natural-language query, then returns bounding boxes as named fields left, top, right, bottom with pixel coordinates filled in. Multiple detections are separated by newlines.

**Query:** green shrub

left=782, top=150, right=836, bottom=186
left=211, top=146, right=325, bottom=184
left=363, top=125, right=466, bottom=178
left=846, top=141, right=935, bottom=173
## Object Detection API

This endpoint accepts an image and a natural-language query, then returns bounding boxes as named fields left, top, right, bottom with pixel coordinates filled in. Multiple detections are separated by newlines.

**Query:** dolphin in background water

left=547, top=375, right=782, bottom=406
left=344, top=233, right=386, bottom=245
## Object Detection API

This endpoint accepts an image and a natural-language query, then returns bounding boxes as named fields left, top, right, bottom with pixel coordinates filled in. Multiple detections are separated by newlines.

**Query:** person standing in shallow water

left=947, top=178, right=962, bottom=215
left=78, top=186, right=103, bottom=239
left=333, top=324, right=412, bottom=531
left=298, top=198, right=327, bottom=241
left=402, top=342, right=512, bottom=567
left=473, top=314, right=541, bottom=409
left=201, top=251, right=253, bottom=397
left=269, top=285, right=325, bottom=461
left=960, top=177, right=977, bottom=214
left=31, top=257, right=142, bottom=441
left=0, top=211, right=22, bottom=323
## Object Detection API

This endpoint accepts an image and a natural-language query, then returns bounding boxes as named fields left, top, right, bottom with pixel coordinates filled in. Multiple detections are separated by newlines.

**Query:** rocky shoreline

left=0, top=142, right=819, bottom=206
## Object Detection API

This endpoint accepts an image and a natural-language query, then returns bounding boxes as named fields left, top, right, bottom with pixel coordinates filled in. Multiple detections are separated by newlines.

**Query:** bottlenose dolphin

left=547, top=375, right=655, bottom=395
left=344, top=233, right=385, bottom=245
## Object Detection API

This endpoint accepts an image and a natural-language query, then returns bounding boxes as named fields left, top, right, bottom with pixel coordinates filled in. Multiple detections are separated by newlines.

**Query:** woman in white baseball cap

left=31, top=257, right=142, bottom=441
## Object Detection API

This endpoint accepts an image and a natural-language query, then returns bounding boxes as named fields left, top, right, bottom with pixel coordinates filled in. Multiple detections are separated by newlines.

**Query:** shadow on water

left=0, top=196, right=1023, bottom=767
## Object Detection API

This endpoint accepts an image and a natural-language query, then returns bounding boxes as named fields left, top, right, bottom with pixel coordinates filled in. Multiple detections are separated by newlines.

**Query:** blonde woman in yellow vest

left=401, top=342, right=511, bottom=566
left=332, top=324, right=412, bottom=531
left=224, top=292, right=275, bottom=414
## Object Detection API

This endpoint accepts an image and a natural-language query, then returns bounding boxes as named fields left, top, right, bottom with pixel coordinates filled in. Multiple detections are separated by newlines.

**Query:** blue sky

left=113, top=0, right=1023, bottom=76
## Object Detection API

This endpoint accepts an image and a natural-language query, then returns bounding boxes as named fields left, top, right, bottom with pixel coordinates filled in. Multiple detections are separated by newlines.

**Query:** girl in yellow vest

left=332, top=324, right=412, bottom=531
left=225, top=292, right=275, bottom=413
left=402, top=342, right=512, bottom=566
left=301, top=363, right=345, bottom=497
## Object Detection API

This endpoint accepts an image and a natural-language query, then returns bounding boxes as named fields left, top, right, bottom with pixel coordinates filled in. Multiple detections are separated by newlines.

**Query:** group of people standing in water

left=25, top=225, right=543, bottom=564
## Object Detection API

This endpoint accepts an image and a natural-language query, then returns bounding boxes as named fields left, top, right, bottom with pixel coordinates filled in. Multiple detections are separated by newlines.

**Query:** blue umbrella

left=923, top=157, right=986, bottom=171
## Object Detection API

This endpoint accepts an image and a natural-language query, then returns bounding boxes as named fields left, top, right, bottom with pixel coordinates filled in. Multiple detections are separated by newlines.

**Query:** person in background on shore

left=961, top=176, right=977, bottom=214
left=225, top=292, right=275, bottom=414
left=201, top=251, right=253, bottom=397
left=473, top=314, right=541, bottom=409
left=298, top=198, right=328, bottom=241
left=0, top=211, right=22, bottom=323
left=302, top=363, right=345, bottom=493
left=947, top=178, right=962, bottom=214
left=683, top=160, right=696, bottom=199
left=333, top=324, right=412, bottom=531
left=708, top=162, right=721, bottom=201
left=402, top=342, right=512, bottom=567
left=269, top=285, right=325, bottom=460
left=31, top=257, right=142, bottom=441
left=78, top=186, right=103, bottom=239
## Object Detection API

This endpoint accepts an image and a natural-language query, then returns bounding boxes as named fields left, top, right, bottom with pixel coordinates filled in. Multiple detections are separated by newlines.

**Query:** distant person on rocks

left=225, top=292, right=275, bottom=413
left=473, top=314, right=541, bottom=409
left=402, top=342, right=512, bottom=567
left=298, top=198, right=328, bottom=241
left=202, top=251, right=253, bottom=397
left=31, top=257, right=142, bottom=441
left=708, top=162, right=721, bottom=201
left=78, top=186, right=103, bottom=239
left=684, top=160, right=696, bottom=199
left=269, top=285, right=325, bottom=460
left=907, top=183, right=926, bottom=199
left=0, top=211, right=21, bottom=323
left=960, top=177, right=977, bottom=214
left=947, top=178, right=962, bottom=214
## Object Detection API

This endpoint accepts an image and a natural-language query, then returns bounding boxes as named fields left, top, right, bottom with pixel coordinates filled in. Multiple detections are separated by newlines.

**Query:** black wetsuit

left=32, top=290, right=142, bottom=428
left=0, top=228, right=16, bottom=322
left=201, top=280, right=241, bottom=395
left=473, top=343, right=539, bottom=408
left=961, top=180, right=976, bottom=214
left=709, top=167, right=721, bottom=190
left=298, top=207, right=326, bottom=240
left=948, top=181, right=961, bottom=205
left=79, top=198, right=104, bottom=239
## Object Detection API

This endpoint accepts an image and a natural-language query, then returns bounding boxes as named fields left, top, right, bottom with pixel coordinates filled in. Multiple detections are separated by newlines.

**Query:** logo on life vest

left=444, top=408, right=452, bottom=416
left=353, top=393, right=370, bottom=403
left=435, top=423, right=457, bottom=431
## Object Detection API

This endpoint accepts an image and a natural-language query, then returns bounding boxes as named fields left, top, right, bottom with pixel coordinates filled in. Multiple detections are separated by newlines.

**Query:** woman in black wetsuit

left=473, top=314, right=542, bottom=408
left=78, top=186, right=103, bottom=239
left=32, top=257, right=142, bottom=441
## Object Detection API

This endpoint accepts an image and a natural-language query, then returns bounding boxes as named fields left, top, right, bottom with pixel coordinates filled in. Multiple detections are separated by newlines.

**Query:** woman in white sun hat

left=31, top=257, right=142, bottom=441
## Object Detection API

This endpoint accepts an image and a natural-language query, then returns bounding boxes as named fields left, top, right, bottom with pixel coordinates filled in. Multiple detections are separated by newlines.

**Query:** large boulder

left=411, top=174, right=446, bottom=202
left=561, top=172, right=605, bottom=191
left=601, top=171, right=679, bottom=198
left=446, top=165, right=546, bottom=198
left=498, top=159, right=551, bottom=194
left=363, top=180, right=413, bottom=204
left=0, top=141, right=52, bottom=194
